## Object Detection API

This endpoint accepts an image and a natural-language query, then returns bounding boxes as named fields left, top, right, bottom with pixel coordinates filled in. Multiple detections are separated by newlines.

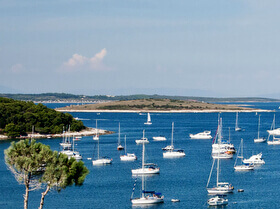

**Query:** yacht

left=131, top=176, right=164, bottom=205
left=163, top=122, right=185, bottom=158
left=132, top=142, right=159, bottom=175
left=120, top=135, right=137, bottom=161
left=189, top=131, right=212, bottom=139
left=243, top=153, right=265, bottom=165
left=135, top=130, right=149, bottom=144
left=207, top=195, right=228, bottom=206
left=153, top=136, right=167, bottom=141
left=234, top=139, right=254, bottom=171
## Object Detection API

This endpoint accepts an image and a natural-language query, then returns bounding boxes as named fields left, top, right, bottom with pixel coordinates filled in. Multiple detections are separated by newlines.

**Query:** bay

left=1, top=102, right=280, bottom=208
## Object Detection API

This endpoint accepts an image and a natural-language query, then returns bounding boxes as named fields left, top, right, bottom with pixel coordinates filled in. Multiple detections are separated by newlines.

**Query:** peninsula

left=56, top=98, right=266, bottom=113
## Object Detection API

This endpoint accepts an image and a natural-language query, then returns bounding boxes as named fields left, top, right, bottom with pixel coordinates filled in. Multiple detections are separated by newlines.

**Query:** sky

left=1, top=0, right=280, bottom=98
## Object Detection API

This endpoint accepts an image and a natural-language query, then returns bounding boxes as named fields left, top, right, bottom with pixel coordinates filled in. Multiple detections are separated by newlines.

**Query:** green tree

left=4, top=139, right=53, bottom=209
left=5, top=139, right=89, bottom=209
left=38, top=152, right=89, bottom=209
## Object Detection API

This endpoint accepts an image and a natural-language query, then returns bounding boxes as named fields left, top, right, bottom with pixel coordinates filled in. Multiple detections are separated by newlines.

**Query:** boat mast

left=235, top=112, right=238, bottom=129
left=97, top=135, right=100, bottom=160
left=124, top=135, right=127, bottom=154
left=171, top=122, right=174, bottom=147
left=142, top=139, right=145, bottom=170
left=216, top=118, right=222, bottom=187
left=118, top=122, right=121, bottom=145
left=258, top=115, right=261, bottom=139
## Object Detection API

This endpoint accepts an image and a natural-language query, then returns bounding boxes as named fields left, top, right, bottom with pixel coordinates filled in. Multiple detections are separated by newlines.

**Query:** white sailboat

left=267, top=115, right=280, bottom=145
left=144, top=113, right=152, bottom=125
left=135, top=130, right=149, bottom=144
left=254, top=115, right=266, bottom=143
left=163, top=122, right=185, bottom=158
left=92, top=136, right=112, bottom=165
left=117, top=122, right=124, bottom=150
left=60, top=127, right=72, bottom=149
left=132, top=142, right=159, bottom=175
left=131, top=175, right=164, bottom=205
left=120, top=135, right=137, bottom=161
left=235, top=112, right=242, bottom=131
left=60, top=135, right=82, bottom=160
left=207, top=134, right=234, bottom=195
left=93, top=119, right=99, bottom=141
left=234, top=138, right=254, bottom=171
left=212, top=118, right=234, bottom=159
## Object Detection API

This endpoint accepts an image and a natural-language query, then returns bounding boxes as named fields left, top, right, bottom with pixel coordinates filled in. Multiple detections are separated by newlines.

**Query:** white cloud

left=62, top=48, right=108, bottom=71
left=10, top=64, right=24, bottom=73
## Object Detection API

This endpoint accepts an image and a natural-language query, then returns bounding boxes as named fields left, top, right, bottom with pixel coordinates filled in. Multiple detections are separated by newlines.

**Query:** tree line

left=0, top=97, right=85, bottom=138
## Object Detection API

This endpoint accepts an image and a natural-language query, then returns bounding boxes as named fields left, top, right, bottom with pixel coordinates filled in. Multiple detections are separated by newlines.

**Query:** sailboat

left=267, top=115, right=280, bottom=145
left=135, top=130, right=149, bottom=144
left=120, top=135, right=137, bottom=161
left=92, top=136, right=112, bottom=165
left=254, top=115, right=266, bottom=143
left=131, top=175, right=164, bottom=205
left=60, top=127, right=72, bottom=149
left=212, top=118, right=234, bottom=159
left=234, top=138, right=254, bottom=171
left=163, top=122, right=185, bottom=158
left=144, top=113, right=152, bottom=125
left=207, top=131, right=234, bottom=194
left=131, top=142, right=159, bottom=175
left=60, top=135, right=82, bottom=160
left=117, top=123, right=124, bottom=150
left=93, top=119, right=99, bottom=141
left=235, top=112, right=242, bottom=131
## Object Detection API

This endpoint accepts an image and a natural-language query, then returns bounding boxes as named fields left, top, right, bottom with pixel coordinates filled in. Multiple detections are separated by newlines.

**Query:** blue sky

left=1, top=0, right=280, bottom=97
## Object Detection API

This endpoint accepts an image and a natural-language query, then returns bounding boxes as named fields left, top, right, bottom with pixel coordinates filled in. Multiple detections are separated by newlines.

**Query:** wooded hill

left=57, top=99, right=256, bottom=111
left=0, top=97, right=85, bottom=138
left=0, top=93, right=279, bottom=103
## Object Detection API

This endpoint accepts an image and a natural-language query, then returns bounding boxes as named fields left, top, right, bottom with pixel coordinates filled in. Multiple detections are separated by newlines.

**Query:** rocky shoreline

left=0, top=128, right=114, bottom=140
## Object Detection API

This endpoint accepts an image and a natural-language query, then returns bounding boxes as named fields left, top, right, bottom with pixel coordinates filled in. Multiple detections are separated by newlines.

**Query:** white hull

left=267, top=140, right=280, bottom=145
left=267, top=128, right=280, bottom=135
left=254, top=138, right=266, bottom=143
left=189, top=131, right=212, bottom=139
left=207, top=188, right=233, bottom=195
left=120, top=154, right=137, bottom=161
left=131, top=168, right=160, bottom=175
left=60, top=143, right=72, bottom=148
left=92, top=158, right=112, bottom=165
left=135, top=139, right=149, bottom=144
left=93, top=135, right=99, bottom=141
left=153, top=136, right=167, bottom=141
left=234, top=165, right=254, bottom=171
left=212, top=153, right=233, bottom=159
left=243, top=153, right=265, bottom=165
left=163, top=151, right=185, bottom=158
left=235, top=127, right=242, bottom=131
left=144, top=122, right=152, bottom=125
left=208, top=196, right=228, bottom=206
left=131, top=197, right=164, bottom=205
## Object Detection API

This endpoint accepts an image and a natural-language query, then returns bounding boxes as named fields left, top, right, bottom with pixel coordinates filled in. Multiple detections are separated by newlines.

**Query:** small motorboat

left=207, top=195, right=228, bottom=206
left=243, top=153, right=265, bottom=165
left=171, top=199, right=180, bottom=202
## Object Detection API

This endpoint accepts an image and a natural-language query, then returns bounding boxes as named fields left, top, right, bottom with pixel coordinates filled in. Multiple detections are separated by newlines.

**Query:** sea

left=1, top=102, right=280, bottom=209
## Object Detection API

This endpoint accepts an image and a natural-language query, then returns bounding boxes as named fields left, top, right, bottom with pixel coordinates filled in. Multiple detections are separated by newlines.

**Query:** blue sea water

left=1, top=102, right=280, bottom=208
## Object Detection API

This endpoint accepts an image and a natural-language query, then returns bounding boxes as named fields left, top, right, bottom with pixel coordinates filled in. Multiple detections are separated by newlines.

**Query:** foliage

left=5, top=139, right=89, bottom=209
left=0, top=97, right=85, bottom=137
left=4, top=139, right=53, bottom=209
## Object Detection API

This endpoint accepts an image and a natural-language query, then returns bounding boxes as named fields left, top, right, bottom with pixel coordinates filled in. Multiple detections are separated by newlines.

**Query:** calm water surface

left=1, top=102, right=280, bottom=208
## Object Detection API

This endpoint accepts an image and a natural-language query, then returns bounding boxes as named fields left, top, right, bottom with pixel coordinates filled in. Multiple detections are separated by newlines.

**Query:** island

left=56, top=98, right=267, bottom=113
